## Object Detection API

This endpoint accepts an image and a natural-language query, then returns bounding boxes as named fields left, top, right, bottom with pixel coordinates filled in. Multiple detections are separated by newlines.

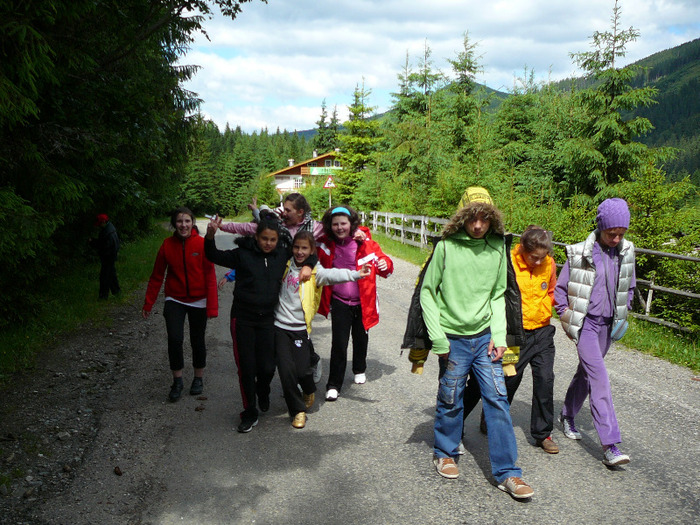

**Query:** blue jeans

left=433, top=332, right=522, bottom=483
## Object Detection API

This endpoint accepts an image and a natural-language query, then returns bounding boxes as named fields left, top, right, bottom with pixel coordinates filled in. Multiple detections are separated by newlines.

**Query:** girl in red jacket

left=317, top=205, right=393, bottom=401
left=142, top=207, right=218, bottom=402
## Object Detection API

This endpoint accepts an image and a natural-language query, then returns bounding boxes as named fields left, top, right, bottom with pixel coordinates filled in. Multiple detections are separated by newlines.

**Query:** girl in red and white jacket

left=317, top=205, right=393, bottom=401
left=143, top=207, right=218, bottom=402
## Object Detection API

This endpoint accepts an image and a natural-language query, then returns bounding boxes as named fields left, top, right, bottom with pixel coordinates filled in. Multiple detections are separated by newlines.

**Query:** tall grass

left=0, top=226, right=169, bottom=380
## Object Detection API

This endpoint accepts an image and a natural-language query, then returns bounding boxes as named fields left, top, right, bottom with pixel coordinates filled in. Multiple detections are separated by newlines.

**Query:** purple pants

left=562, top=315, right=621, bottom=445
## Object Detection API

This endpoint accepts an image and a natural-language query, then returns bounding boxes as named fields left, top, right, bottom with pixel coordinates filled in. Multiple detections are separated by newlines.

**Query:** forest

left=1, top=1, right=698, bottom=331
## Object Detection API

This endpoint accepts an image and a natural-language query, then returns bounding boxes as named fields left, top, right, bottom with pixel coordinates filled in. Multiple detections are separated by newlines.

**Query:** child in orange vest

left=461, top=225, right=559, bottom=454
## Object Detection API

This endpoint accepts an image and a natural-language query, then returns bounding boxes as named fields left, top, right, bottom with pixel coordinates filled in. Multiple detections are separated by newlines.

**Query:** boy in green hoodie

left=420, top=201, right=534, bottom=499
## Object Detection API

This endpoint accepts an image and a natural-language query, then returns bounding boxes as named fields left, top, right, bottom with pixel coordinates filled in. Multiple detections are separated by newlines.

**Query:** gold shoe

left=304, top=393, right=315, bottom=410
left=292, top=412, right=307, bottom=429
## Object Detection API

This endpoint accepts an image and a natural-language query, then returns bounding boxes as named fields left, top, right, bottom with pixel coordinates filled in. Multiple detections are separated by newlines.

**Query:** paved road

left=35, top=229, right=700, bottom=524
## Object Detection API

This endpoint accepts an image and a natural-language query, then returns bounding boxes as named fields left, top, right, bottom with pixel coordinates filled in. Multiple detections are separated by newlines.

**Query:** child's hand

left=247, top=196, right=258, bottom=211
left=218, top=276, right=228, bottom=290
left=359, top=263, right=371, bottom=278
left=206, top=215, right=221, bottom=239
left=352, top=229, right=367, bottom=241
left=377, top=259, right=388, bottom=272
left=299, top=265, right=312, bottom=282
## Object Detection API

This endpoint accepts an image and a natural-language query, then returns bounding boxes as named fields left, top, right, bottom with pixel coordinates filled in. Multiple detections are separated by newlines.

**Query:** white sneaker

left=312, top=360, right=322, bottom=383
left=457, top=441, right=466, bottom=455
left=325, top=388, right=338, bottom=401
left=354, top=373, right=366, bottom=384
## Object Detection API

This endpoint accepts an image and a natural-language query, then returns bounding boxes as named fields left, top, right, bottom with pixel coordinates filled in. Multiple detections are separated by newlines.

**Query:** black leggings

left=231, top=316, right=276, bottom=419
left=327, top=298, right=368, bottom=392
left=163, top=300, right=208, bottom=371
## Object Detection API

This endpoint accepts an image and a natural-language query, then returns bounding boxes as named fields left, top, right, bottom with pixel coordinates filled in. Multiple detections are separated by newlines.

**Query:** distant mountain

left=550, top=38, right=700, bottom=181
left=296, top=83, right=509, bottom=139
left=297, top=39, right=699, bottom=181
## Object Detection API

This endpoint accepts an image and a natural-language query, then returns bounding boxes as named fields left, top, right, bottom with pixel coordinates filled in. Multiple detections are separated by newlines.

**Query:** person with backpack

left=420, top=199, right=534, bottom=499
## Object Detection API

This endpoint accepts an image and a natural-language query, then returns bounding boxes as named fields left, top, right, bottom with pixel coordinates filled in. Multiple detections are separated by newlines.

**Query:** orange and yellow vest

left=511, top=247, right=557, bottom=330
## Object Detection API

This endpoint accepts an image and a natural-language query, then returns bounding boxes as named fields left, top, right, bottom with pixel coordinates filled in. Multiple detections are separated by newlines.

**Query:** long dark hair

left=321, top=205, right=361, bottom=240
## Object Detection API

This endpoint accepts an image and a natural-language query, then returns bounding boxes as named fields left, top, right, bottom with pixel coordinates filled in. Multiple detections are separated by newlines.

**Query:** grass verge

left=622, top=318, right=699, bottom=373
left=0, top=225, right=169, bottom=381
left=372, top=230, right=700, bottom=374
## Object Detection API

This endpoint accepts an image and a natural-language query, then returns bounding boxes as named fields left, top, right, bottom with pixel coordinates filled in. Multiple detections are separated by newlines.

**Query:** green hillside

left=551, top=38, right=700, bottom=182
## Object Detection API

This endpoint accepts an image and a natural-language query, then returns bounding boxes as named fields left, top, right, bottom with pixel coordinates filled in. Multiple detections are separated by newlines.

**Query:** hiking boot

left=559, top=414, right=582, bottom=440
left=325, top=388, right=338, bottom=401
left=498, top=477, right=534, bottom=499
left=433, top=457, right=459, bottom=479
left=313, top=360, right=322, bottom=383
left=168, top=377, right=184, bottom=402
left=479, top=411, right=488, bottom=435
left=237, top=416, right=258, bottom=433
left=292, top=412, right=307, bottom=429
left=258, top=394, right=270, bottom=413
left=536, top=436, right=560, bottom=454
left=189, top=377, right=203, bottom=396
left=304, top=393, right=315, bottom=410
left=602, top=445, right=630, bottom=466
left=354, top=373, right=366, bottom=384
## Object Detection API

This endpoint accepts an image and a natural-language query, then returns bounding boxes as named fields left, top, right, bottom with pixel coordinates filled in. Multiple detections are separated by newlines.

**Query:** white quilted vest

left=560, top=231, right=635, bottom=343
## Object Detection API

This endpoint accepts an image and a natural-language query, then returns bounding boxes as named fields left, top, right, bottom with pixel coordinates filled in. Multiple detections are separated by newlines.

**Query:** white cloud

left=181, top=0, right=700, bottom=132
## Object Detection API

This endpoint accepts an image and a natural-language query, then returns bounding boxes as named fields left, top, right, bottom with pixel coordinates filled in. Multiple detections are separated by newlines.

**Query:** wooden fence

left=362, top=210, right=700, bottom=333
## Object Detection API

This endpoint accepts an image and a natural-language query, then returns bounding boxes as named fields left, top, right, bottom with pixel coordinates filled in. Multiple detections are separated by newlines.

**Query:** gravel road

left=1, top=228, right=699, bottom=524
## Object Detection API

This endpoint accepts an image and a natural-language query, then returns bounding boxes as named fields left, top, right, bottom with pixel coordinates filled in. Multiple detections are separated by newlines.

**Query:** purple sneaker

left=559, top=413, right=582, bottom=440
left=603, top=445, right=630, bottom=466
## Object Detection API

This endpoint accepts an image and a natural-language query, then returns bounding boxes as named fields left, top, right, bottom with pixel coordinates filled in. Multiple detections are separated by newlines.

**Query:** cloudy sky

left=181, top=0, right=700, bottom=133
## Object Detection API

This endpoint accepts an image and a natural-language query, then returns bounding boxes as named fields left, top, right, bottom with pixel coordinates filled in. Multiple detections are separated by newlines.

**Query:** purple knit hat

left=596, top=198, right=630, bottom=230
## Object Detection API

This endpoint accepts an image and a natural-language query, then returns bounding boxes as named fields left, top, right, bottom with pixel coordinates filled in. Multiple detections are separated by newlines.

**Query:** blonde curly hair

left=442, top=202, right=504, bottom=239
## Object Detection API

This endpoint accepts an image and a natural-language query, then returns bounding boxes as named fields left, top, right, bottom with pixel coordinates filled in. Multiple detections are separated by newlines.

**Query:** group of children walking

left=410, top=188, right=635, bottom=499
left=202, top=199, right=392, bottom=432
left=142, top=190, right=636, bottom=501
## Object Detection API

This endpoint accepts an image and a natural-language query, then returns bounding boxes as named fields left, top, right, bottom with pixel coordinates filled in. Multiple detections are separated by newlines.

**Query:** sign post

left=323, top=176, right=336, bottom=207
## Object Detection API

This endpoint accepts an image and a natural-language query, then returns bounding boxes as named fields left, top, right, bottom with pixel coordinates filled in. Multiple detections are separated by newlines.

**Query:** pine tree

left=337, top=81, right=380, bottom=201
left=561, top=0, right=668, bottom=197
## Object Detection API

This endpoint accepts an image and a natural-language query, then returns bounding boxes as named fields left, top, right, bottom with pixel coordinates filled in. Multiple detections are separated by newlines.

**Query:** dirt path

left=2, top=237, right=699, bottom=524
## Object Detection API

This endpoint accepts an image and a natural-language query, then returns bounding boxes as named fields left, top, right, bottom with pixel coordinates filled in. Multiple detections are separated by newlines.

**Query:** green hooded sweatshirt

left=419, top=230, right=507, bottom=354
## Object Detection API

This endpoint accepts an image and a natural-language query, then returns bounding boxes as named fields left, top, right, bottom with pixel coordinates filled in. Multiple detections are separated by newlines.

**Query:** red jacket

left=143, top=234, right=218, bottom=318
left=317, top=226, right=393, bottom=330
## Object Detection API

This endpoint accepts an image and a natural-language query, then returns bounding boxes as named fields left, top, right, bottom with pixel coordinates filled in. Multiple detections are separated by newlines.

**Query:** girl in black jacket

left=204, top=217, right=315, bottom=433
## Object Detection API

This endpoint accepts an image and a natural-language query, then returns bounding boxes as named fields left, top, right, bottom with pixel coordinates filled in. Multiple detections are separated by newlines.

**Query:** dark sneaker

left=433, top=457, right=459, bottom=479
left=190, top=377, right=203, bottom=396
left=259, top=394, right=270, bottom=413
left=498, top=476, right=534, bottom=499
left=536, top=436, right=560, bottom=454
left=168, top=377, right=184, bottom=402
left=237, top=417, right=258, bottom=433
left=602, top=445, right=630, bottom=466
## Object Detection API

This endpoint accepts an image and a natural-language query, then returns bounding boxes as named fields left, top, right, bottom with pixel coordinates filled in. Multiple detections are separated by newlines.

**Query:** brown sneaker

left=536, top=436, right=560, bottom=454
left=304, top=393, right=315, bottom=410
left=498, top=477, right=534, bottom=499
left=433, top=457, right=459, bottom=479
left=292, top=412, right=307, bottom=429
